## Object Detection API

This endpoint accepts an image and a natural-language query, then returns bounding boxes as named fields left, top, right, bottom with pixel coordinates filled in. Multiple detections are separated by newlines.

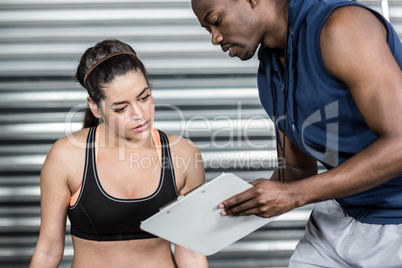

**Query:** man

left=192, top=0, right=402, bottom=266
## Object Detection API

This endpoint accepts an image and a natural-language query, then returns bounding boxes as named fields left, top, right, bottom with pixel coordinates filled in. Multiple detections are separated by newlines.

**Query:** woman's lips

left=132, top=121, right=149, bottom=132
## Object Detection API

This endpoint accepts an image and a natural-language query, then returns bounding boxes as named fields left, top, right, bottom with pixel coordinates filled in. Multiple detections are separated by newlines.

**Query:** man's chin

left=239, top=48, right=257, bottom=61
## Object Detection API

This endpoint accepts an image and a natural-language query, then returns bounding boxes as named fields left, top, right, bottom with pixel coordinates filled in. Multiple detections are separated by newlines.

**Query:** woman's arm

left=170, top=136, right=208, bottom=267
left=30, top=138, right=72, bottom=268
left=174, top=244, right=209, bottom=268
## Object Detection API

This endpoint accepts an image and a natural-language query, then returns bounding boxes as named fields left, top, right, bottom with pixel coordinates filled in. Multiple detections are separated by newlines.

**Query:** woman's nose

left=130, top=104, right=144, bottom=120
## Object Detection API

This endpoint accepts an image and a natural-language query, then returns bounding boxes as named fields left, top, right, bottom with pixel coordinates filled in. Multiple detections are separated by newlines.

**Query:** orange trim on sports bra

left=69, top=127, right=162, bottom=207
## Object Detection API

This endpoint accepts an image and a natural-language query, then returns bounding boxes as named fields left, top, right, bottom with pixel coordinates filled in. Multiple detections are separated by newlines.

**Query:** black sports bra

left=67, top=127, right=178, bottom=241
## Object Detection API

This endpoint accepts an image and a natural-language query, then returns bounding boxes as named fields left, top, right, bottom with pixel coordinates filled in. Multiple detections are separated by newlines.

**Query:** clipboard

left=140, top=173, right=276, bottom=256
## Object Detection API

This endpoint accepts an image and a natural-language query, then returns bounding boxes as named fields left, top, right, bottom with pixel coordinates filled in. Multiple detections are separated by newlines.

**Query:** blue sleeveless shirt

left=257, top=0, right=402, bottom=224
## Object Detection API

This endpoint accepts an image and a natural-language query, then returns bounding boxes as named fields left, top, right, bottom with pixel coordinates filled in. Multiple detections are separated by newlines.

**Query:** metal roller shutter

left=0, top=0, right=399, bottom=267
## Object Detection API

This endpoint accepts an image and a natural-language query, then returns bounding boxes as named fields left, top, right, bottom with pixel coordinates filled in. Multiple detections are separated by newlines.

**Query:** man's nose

left=211, top=29, right=223, bottom=45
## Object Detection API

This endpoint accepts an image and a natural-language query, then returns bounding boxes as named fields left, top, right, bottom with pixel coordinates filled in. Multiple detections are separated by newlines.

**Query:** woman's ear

left=87, top=97, right=101, bottom=118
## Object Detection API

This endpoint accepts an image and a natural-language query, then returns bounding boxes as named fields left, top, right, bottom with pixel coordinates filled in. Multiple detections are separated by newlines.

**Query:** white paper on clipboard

left=140, top=173, right=276, bottom=256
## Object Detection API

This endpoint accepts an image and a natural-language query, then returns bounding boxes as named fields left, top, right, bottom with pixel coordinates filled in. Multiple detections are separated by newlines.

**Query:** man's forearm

left=270, top=162, right=317, bottom=183
left=292, top=135, right=402, bottom=207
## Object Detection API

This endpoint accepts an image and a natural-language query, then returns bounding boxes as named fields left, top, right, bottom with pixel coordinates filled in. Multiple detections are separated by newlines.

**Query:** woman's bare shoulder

left=40, top=128, right=91, bottom=187
left=46, top=128, right=91, bottom=164
left=165, top=132, right=200, bottom=156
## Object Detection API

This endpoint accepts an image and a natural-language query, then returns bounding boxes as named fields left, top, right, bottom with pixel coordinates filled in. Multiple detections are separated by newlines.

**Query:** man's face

left=191, top=0, right=262, bottom=61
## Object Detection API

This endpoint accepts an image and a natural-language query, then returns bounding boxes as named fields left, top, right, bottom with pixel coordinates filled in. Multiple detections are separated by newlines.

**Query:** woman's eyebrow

left=109, top=87, right=150, bottom=108
left=109, top=100, right=128, bottom=108
left=136, top=87, right=150, bottom=98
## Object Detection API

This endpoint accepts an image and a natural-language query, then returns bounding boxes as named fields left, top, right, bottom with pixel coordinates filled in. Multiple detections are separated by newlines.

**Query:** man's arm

left=220, top=132, right=317, bottom=217
left=293, top=5, right=402, bottom=203
left=220, top=6, right=402, bottom=218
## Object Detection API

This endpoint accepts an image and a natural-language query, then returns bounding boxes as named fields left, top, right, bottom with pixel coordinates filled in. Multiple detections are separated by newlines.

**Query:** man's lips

left=221, top=44, right=231, bottom=53
left=222, top=44, right=235, bottom=57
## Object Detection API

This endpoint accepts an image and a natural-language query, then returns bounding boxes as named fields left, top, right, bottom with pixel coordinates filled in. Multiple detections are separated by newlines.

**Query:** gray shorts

left=289, top=200, right=402, bottom=268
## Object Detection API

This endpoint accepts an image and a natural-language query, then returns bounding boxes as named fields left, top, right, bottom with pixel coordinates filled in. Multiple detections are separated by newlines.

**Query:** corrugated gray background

left=0, top=0, right=399, bottom=267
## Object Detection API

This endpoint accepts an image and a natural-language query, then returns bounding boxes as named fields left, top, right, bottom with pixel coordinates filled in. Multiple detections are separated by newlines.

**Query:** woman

left=30, top=39, right=208, bottom=268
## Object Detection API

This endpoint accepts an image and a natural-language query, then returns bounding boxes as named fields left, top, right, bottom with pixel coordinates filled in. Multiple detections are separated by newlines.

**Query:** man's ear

left=87, top=97, right=101, bottom=118
left=248, top=0, right=259, bottom=8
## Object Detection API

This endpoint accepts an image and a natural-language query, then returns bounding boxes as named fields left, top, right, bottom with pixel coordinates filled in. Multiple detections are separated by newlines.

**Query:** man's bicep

left=320, top=6, right=402, bottom=137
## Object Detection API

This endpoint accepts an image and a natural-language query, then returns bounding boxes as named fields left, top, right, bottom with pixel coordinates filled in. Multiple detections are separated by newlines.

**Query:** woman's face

left=92, top=70, right=154, bottom=145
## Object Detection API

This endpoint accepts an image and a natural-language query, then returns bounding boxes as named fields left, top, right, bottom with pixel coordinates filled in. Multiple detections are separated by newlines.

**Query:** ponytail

left=83, top=107, right=101, bottom=128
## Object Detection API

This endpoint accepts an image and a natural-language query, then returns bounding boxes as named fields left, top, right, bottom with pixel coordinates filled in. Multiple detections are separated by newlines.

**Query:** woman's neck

left=97, top=123, right=154, bottom=152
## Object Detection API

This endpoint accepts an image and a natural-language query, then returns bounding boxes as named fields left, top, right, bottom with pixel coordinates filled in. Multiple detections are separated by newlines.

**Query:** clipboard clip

left=159, top=182, right=205, bottom=211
